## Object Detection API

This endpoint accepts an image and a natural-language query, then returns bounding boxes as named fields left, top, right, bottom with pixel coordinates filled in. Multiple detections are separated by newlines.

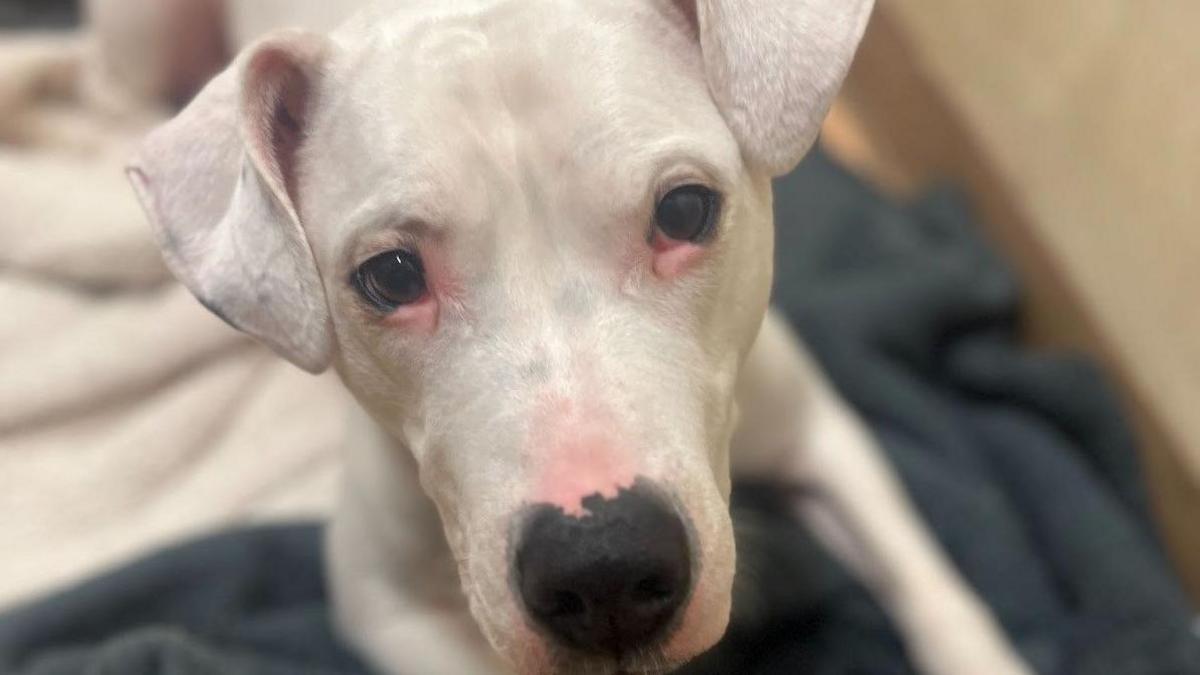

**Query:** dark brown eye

left=654, top=185, right=721, bottom=243
left=353, top=249, right=427, bottom=310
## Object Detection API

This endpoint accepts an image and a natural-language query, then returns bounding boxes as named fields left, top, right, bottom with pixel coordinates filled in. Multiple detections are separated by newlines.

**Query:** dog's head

left=128, top=1, right=872, bottom=672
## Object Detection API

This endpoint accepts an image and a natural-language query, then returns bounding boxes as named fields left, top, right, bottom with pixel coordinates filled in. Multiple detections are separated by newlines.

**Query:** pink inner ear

left=241, top=41, right=321, bottom=214
left=671, top=0, right=700, bottom=34
left=266, top=65, right=310, bottom=203
left=529, top=396, right=636, bottom=517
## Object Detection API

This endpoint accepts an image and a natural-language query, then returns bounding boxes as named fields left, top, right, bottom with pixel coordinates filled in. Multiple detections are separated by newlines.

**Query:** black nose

left=515, top=483, right=692, bottom=655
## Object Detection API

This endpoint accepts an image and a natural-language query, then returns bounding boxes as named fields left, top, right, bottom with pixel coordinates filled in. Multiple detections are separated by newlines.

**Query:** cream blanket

left=0, top=31, right=347, bottom=610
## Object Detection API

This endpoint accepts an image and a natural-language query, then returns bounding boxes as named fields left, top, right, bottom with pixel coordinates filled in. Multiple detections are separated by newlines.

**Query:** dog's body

left=127, top=1, right=1032, bottom=674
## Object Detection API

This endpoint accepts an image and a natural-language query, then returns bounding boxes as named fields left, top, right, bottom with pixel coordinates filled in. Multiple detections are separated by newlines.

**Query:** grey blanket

left=2, top=149, right=1197, bottom=675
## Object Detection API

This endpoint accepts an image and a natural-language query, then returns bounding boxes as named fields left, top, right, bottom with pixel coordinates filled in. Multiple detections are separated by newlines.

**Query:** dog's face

left=129, top=1, right=873, bottom=672
left=311, top=4, right=767, bottom=671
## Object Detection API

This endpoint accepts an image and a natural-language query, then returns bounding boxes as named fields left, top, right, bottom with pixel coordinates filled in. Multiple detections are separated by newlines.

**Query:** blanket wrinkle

left=0, top=286, right=253, bottom=434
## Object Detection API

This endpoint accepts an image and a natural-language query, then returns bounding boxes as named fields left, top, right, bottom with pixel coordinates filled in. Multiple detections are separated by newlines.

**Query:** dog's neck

left=338, top=403, right=472, bottom=595
left=342, top=403, right=427, bottom=521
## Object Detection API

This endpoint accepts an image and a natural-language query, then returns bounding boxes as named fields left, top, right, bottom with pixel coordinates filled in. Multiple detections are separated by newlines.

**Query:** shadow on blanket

left=2, top=150, right=1197, bottom=675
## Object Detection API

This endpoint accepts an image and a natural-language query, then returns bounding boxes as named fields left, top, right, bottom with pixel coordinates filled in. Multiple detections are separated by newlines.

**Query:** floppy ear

left=690, top=0, right=875, bottom=176
left=127, top=30, right=335, bottom=373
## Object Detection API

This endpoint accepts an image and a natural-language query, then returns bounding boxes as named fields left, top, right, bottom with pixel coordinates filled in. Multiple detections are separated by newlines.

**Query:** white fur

left=129, top=1, right=1030, bottom=674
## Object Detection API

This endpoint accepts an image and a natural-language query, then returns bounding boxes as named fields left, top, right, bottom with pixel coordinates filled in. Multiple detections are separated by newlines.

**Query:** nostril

left=525, top=587, right=587, bottom=620
left=631, top=573, right=675, bottom=604
left=547, top=590, right=586, bottom=618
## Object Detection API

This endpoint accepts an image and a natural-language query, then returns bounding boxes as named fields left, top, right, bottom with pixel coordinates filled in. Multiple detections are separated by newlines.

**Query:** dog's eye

left=654, top=185, right=721, bottom=243
left=353, top=249, right=428, bottom=310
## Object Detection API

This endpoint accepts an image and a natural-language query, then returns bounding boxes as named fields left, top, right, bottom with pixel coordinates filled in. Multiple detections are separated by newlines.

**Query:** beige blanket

left=0, top=30, right=347, bottom=610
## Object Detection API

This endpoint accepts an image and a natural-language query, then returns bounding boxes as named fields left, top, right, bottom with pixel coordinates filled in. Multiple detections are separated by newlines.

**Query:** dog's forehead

left=330, top=0, right=696, bottom=89
left=306, top=0, right=734, bottom=236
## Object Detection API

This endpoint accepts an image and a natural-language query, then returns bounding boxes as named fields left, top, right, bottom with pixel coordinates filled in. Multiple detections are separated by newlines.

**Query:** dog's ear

left=685, top=0, right=875, bottom=176
left=127, top=30, right=335, bottom=373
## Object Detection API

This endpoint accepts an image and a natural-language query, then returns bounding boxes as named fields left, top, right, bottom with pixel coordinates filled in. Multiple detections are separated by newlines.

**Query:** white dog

left=127, top=1, right=1032, bottom=674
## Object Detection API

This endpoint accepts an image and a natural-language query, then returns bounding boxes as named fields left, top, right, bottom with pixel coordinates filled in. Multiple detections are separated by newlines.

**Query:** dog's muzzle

left=514, top=481, right=692, bottom=655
